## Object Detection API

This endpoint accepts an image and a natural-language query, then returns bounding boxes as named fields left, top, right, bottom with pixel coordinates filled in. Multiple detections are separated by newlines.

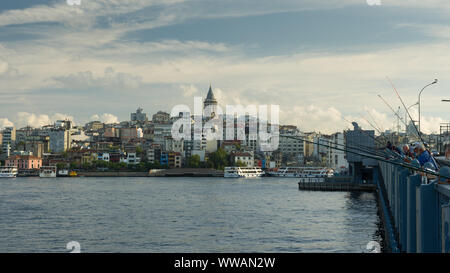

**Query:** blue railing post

left=417, top=180, right=440, bottom=253
left=407, top=174, right=421, bottom=253
left=398, top=169, right=409, bottom=251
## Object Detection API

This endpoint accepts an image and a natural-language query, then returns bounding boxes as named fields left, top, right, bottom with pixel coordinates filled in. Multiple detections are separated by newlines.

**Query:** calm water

left=0, top=177, right=381, bottom=253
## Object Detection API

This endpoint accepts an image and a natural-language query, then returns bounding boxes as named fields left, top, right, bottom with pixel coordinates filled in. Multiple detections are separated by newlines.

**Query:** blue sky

left=0, top=0, right=449, bottom=133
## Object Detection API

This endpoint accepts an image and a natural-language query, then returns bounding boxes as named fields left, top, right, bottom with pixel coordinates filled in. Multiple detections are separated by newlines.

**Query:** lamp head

left=433, top=79, right=438, bottom=84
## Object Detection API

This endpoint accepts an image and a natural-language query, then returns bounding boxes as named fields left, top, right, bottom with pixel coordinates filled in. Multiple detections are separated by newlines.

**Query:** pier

left=298, top=181, right=376, bottom=192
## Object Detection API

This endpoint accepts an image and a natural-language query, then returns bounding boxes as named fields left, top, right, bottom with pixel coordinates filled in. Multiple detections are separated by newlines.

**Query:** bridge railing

left=379, top=161, right=450, bottom=253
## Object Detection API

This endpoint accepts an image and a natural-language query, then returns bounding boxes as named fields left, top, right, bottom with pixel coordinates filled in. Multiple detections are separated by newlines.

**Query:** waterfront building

left=1, top=127, right=16, bottom=156
left=153, top=123, right=173, bottom=149
left=97, top=152, right=110, bottom=162
left=278, top=126, right=304, bottom=165
left=328, top=132, right=349, bottom=173
left=146, top=144, right=161, bottom=164
left=168, top=152, right=182, bottom=168
left=165, top=136, right=184, bottom=154
left=121, top=152, right=140, bottom=165
left=48, top=129, right=71, bottom=153
left=221, top=140, right=242, bottom=153
left=5, top=155, right=42, bottom=170
left=24, top=141, right=45, bottom=158
left=231, top=151, right=254, bottom=167
left=160, top=152, right=169, bottom=166
left=81, top=152, right=97, bottom=165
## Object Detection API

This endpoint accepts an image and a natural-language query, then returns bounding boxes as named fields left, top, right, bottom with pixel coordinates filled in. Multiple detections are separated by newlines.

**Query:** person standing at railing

left=416, top=144, right=438, bottom=170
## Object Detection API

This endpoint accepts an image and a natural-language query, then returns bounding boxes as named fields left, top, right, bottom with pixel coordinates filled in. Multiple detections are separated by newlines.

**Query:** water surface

left=0, top=177, right=381, bottom=253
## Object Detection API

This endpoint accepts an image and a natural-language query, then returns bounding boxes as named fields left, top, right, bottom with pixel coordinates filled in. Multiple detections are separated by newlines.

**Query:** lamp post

left=418, top=79, right=438, bottom=133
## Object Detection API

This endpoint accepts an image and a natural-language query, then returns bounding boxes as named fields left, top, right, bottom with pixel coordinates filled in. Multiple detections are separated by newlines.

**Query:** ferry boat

left=267, top=167, right=334, bottom=182
left=58, top=169, right=69, bottom=177
left=39, top=166, right=57, bottom=178
left=224, top=167, right=265, bottom=178
left=0, top=167, right=18, bottom=178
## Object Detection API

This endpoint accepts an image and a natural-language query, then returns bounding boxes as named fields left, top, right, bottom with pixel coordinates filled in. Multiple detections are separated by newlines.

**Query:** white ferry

left=57, top=169, right=69, bottom=177
left=0, top=167, right=18, bottom=178
left=39, top=166, right=57, bottom=178
left=267, top=167, right=334, bottom=182
left=224, top=167, right=265, bottom=178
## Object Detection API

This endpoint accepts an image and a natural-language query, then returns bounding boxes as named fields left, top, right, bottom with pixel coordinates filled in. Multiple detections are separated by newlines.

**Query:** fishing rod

left=360, top=115, right=390, bottom=143
left=283, top=135, right=449, bottom=179
left=366, top=110, right=386, bottom=135
left=312, top=134, right=385, bottom=158
left=377, top=95, right=408, bottom=128
left=386, top=77, right=426, bottom=145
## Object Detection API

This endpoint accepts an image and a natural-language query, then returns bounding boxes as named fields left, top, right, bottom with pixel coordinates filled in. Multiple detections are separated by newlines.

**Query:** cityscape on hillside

left=1, top=85, right=448, bottom=176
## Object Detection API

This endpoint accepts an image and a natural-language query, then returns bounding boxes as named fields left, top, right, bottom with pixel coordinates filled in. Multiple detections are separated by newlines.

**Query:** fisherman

left=386, top=141, right=392, bottom=150
left=416, top=144, right=438, bottom=170
left=402, top=144, right=410, bottom=156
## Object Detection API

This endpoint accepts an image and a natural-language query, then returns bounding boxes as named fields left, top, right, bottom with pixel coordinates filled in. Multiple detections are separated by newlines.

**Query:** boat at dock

left=39, top=166, right=57, bottom=178
left=267, top=167, right=334, bottom=182
left=58, top=169, right=69, bottom=177
left=0, top=167, right=18, bottom=178
left=224, top=167, right=265, bottom=178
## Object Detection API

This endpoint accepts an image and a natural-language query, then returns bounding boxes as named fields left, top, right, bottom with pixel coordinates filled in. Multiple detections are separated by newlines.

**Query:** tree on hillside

left=207, top=148, right=229, bottom=170
left=187, top=155, right=201, bottom=168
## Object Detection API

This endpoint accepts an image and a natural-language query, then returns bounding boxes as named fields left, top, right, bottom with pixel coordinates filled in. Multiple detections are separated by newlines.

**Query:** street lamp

left=418, top=79, right=438, bottom=133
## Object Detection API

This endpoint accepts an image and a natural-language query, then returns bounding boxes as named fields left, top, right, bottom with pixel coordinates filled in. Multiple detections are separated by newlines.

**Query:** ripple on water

left=0, top=177, right=381, bottom=253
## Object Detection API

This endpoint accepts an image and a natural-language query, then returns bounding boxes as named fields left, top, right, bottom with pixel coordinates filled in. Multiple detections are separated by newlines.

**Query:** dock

left=148, top=168, right=224, bottom=177
left=298, top=181, right=376, bottom=192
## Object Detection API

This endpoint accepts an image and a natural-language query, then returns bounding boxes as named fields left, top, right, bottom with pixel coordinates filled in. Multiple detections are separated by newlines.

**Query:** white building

left=98, top=152, right=110, bottom=162
left=231, top=151, right=254, bottom=167
left=329, top=132, right=349, bottom=173
left=1, top=127, right=15, bottom=156
left=120, top=152, right=140, bottom=165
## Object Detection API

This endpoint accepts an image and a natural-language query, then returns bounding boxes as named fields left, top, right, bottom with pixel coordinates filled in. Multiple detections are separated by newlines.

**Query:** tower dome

left=203, top=84, right=218, bottom=108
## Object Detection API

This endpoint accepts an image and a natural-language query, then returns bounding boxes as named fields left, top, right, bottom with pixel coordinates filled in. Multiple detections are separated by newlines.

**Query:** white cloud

left=180, top=84, right=199, bottom=97
left=14, top=112, right=74, bottom=128
left=0, top=118, right=14, bottom=129
left=0, top=0, right=449, bottom=133
left=0, top=0, right=186, bottom=28
left=51, top=67, right=143, bottom=89
left=89, top=113, right=119, bottom=124
left=0, top=60, right=8, bottom=75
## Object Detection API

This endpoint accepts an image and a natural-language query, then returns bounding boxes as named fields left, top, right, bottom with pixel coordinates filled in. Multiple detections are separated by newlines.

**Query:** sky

left=0, top=0, right=449, bottom=134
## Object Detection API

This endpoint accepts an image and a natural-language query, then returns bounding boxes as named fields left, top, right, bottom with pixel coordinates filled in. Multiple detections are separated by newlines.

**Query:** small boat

left=267, top=167, right=334, bottom=182
left=224, top=167, right=265, bottom=178
left=69, top=171, right=78, bottom=177
left=39, top=166, right=57, bottom=178
left=58, top=169, right=69, bottom=177
left=0, top=167, right=18, bottom=178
